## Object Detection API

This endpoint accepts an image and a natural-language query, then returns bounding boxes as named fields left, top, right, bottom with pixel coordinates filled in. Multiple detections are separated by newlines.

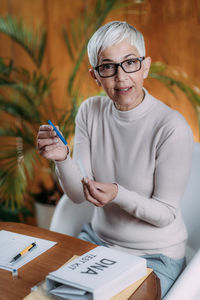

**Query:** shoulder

left=79, top=95, right=110, bottom=111
left=76, top=95, right=110, bottom=119
left=149, top=92, right=192, bottom=132
left=148, top=93, right=194, bottom=146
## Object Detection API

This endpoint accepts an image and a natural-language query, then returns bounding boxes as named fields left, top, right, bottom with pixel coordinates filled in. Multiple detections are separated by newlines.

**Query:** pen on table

left=47, top=119, right=68, bottom=145
left=10, top=242, right=37, bottom=264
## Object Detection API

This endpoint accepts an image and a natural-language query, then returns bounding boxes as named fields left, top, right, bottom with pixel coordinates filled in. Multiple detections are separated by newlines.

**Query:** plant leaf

left=0, top=15, right=47, bottom=68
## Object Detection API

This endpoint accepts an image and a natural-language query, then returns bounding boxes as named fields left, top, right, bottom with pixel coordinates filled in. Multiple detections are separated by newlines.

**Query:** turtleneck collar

left=111, top=88, right=156, bottom=122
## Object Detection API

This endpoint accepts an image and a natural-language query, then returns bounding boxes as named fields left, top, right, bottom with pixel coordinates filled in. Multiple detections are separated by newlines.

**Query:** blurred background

left=0, top=0, right=200, bottom=227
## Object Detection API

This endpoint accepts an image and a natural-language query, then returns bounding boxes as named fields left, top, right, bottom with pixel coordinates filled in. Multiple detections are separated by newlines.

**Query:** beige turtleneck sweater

left=55, top=89, right=194, bottom=259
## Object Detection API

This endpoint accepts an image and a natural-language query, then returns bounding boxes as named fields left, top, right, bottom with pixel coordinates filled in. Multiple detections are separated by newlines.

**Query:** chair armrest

left=164, top=249, right=200, bottom=300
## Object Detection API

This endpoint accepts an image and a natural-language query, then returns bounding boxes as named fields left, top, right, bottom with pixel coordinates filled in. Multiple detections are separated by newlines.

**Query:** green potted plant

left=0, top=16, right=75, bottom=225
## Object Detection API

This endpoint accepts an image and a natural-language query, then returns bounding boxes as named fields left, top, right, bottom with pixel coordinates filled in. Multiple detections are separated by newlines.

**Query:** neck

left=114, top=90, right=145, bottom=111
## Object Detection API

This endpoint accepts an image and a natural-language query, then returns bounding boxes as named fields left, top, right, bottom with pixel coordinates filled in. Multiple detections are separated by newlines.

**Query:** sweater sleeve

left=113, top=122, right=194, bottom=227
left=55, top=100, right=93, bottom=203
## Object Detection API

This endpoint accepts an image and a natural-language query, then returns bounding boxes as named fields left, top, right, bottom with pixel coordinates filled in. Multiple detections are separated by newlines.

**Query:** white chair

left=50, top=143, right=200, bottom=300
left=164, top=142, right=200, bottom=300
left=49, top=193, right=94, bottom=237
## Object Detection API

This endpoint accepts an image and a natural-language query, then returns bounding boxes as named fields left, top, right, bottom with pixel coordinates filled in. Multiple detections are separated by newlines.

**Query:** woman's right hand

left=37, top=125, right=69, bottom=161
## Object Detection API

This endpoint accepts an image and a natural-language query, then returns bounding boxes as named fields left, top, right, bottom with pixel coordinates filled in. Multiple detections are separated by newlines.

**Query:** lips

left=115, top=86, right=132, bottom=93
left=118, top=88, right=129, bottom=91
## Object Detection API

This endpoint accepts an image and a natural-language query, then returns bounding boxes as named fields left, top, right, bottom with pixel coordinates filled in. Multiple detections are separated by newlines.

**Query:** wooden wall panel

left=40, top=0, right=87, bottom=107
left=0, top=0, right=199, bottom=140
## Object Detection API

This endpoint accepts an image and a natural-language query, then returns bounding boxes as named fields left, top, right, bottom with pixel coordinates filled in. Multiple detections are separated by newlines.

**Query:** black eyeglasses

left=94, top=57, right=145, bottom=78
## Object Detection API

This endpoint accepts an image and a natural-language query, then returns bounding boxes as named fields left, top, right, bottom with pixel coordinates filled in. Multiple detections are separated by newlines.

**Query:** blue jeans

left=78, top=223, right=185, bottom=299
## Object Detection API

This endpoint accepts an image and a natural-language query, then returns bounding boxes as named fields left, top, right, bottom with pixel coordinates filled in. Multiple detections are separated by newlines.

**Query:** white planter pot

left=35, top=202, right=56, bottom=229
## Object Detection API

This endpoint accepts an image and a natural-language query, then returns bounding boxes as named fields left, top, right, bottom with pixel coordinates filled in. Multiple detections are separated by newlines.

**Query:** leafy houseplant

left=0, top=17, right=60, bottom=221
left=0, top=0, right=200, bottom=223
left=0, top=16, right=80, bottom=221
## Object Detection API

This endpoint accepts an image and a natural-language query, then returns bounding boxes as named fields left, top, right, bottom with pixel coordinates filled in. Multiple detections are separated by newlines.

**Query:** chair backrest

left=164, top=143, right=200, bottom=300
left=181, top=142, right=200, bottom=262
left=49, top=193, right=94, bottom=236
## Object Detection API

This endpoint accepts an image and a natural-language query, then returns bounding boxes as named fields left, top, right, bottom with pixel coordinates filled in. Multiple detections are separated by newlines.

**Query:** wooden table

left=0, top=222, right=161, bottom=300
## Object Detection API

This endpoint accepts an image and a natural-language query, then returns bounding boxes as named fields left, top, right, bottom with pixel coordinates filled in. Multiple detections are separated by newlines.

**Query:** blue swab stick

left=47, top=120, right=67, bottom=145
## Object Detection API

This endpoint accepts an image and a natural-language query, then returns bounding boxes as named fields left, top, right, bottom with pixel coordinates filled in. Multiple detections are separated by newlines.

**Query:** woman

left=37, top=21, right=194, bottom=298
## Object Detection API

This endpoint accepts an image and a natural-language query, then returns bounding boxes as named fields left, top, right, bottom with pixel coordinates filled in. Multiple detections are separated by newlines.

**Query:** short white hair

left=87, top=21, right=145, bottom=67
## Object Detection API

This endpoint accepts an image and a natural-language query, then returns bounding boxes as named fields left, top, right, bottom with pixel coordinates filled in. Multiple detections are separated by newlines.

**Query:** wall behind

left=0, top=0, right=199, bottom=140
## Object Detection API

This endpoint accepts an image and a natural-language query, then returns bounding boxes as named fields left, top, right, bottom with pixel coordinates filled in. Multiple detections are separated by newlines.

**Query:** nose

left=115, top=65, right=128, bottom=80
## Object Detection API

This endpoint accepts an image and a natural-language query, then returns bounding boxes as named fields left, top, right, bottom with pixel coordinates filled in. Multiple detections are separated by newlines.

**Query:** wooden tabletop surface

left=0, top=222, right=161, bottom=300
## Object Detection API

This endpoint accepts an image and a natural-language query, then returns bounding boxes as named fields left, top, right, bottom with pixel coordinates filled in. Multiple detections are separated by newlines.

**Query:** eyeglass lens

left=98, top=58, right=143, bottom=77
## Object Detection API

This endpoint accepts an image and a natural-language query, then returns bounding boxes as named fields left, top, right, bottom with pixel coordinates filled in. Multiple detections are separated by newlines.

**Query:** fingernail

left=84, top=177, right=89, bottom=184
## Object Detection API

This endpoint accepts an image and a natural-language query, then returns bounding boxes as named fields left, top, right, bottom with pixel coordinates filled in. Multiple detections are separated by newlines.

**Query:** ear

left=143, top=57, right=151, bottom=79
left=89, top=69, right=102, bottom=87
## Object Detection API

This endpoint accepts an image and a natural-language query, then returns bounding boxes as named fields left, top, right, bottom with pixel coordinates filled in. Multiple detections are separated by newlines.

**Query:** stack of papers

left=0, top=230, right=57, bottom=271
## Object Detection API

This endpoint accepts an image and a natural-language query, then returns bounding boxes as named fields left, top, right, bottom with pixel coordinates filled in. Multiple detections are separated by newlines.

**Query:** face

left=90, top=40, right=151, bottom=111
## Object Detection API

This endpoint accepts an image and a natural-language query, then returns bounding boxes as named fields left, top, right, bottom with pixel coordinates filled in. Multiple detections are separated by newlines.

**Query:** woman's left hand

left=81, top=179, right=118, bottom=207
